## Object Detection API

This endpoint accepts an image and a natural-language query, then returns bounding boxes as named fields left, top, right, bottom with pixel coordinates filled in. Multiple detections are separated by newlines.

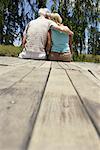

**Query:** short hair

left=38, top=8, right=50, bottom=17
left=50, top=13, right=62, bottom=24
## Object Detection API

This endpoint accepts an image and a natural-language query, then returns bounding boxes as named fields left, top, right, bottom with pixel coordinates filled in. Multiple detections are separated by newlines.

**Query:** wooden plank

left=0, top=58, right=44, bottom=76
left=40, top=61, right=51, bottom=68
left=0, top=63, right=27, bottom=76
left=67, top=70, right=100, bottom=134
left=58, top=62, right=71, bottom=70
left=0, top=61, right=45, bottom=95
left=59, top=62, right=100, bottom=133
left=63, top=62, right=82, bottom=71
left=0, top=57, right=30, bottom=76
left=73, top=62, right=100, bottom=72
left=72, top=62, right=100, bottom=81
left=60, top=62, right=100, bottom=87
left=51, top=61, right=62, bottom=69
left=28, top=68, right=100, bottom=150
left=0, top=63, right=51, bottom=150
left=0, top=56, right=31, bottom=66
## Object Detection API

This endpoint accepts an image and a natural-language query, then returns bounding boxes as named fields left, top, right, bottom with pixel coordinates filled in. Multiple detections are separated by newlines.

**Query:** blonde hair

left=50, top=13, right=62, bottom=24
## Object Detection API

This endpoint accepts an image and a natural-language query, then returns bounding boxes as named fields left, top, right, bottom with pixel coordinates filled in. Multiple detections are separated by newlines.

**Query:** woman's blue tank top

left=51, top=29, right=70, bottom=53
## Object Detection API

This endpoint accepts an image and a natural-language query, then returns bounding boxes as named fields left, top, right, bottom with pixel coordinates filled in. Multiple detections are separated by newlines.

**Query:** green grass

left=73, top=53, right=100, bottom=63
left=0, top=45, right=100, bottom=63
left=0, top=45, right=22, bottom=57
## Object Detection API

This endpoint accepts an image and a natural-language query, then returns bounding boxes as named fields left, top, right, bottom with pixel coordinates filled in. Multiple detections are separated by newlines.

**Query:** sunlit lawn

left=0, top=45, right=22, bottom=57
left=73, top=53, right=100, bottom=63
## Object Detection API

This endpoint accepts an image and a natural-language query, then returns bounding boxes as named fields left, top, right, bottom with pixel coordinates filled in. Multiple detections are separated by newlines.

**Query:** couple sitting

left=19, top=8, right=73, bottom=62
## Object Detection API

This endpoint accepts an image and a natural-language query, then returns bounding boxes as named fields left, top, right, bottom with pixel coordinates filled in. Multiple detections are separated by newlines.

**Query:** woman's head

left=38, top=8, right=50, bottom=17
left=49, top=13, right=62, bottom=24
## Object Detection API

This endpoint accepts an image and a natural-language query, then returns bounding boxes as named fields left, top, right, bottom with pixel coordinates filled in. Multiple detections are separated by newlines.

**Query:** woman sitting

left=46, top=13, right=74, bottom=62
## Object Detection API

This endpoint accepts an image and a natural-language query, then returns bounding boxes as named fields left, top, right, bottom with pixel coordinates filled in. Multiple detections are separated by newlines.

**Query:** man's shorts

left=19, top=49, right=46, bottom=60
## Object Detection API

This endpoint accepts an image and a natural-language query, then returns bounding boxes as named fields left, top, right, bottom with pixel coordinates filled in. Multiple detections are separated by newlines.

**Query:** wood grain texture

left=39, top=61, right=51, bottom=68
left=51, top=61, right=62, bottom=69
left=0, top=61, right=44, bottom=95
left=66, top=69, right=100, bottom=134
left=0, top=62, right=51, bottom=150
left=0, top=56, right=31, bottom=66
left=59, top=62, right=100, bottom=87
left=28, top=68, right=100, bottom=150
left=0, top=58, right=44, bottom=76
left=72, top=62, right=100, bottom=81
left=0, top=57, right=99, bottom=150
left=59, top=62, right=100, bottom=134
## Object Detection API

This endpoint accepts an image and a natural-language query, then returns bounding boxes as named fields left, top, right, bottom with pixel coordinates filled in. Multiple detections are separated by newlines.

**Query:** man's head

left=38, top=8, right=50, bottom=17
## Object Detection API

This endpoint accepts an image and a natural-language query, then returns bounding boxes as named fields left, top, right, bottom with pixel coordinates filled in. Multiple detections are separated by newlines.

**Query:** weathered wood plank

left=60, top=62, right=100, bottom=87
left=51, top=61, right=62, bottom=69
left=0, top=58, right=44, bottom=76
left=28, top=68, right=100, bottom=150
left=61, top=62, right=100, bottom=131
left=0, top=62, right=28, bottom=76
left=59, top=62, right=100, bottom=134
left=72, top=62, right=100, bottom=81
left=0, top=57, right=29, bottom=76
left=73, top=62, right=100, bottom=72
left=0, top=63, right=51, bottom=150
left=0, top=61, right=45, bottom=95
left=0, top=56, right=31, bottom=66
left=40, top=61, right=51, bottom=68
left=67, top=69, right=100, bottom=134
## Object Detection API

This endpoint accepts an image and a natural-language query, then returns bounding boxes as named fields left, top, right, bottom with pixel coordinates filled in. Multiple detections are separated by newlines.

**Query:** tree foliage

left=0, top=0, right=20, bottom=44
left=0, top=0, right=99, bottom=55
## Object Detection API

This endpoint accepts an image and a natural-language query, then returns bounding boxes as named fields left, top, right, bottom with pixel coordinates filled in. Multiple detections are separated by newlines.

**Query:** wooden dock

left=0, top=56, right=100, bottom=150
